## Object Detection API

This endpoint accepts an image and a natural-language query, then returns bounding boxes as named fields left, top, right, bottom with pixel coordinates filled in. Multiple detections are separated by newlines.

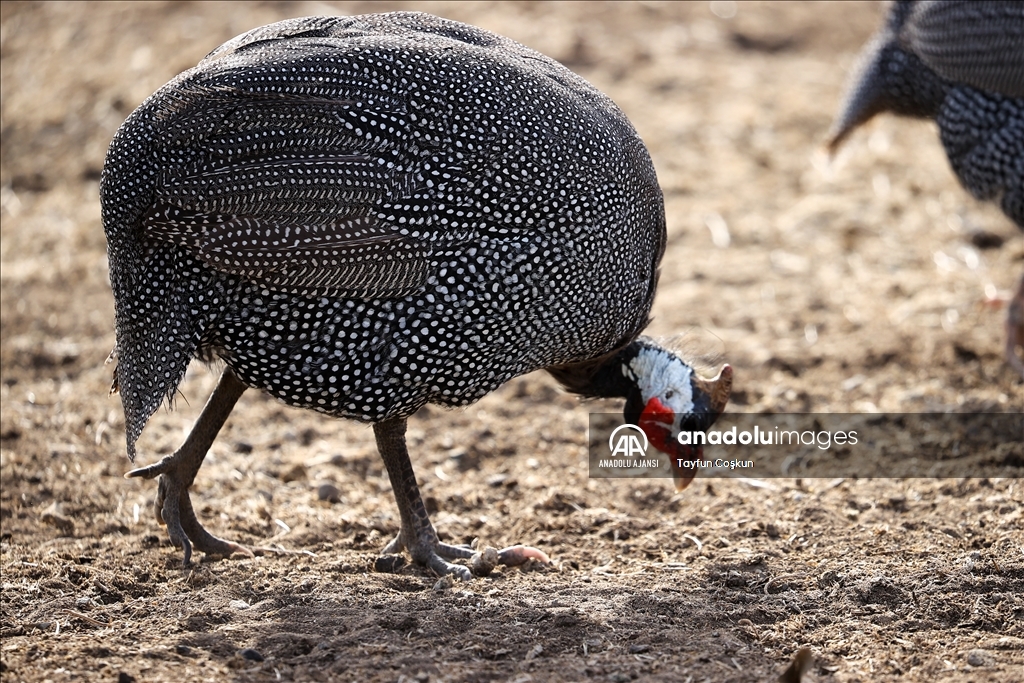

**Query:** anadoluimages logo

left=589, top=412, right=1022, bottom=479
left=608, top=424, right=648, bottom=458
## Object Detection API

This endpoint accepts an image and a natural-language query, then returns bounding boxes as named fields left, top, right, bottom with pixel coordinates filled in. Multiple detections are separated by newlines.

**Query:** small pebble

left=433, top=574, right=455, bottom=592
left=469, top=547, right=499, bottom=577
left=969, top=230, right=1004, bottom=249
left=317, top=483, right=341, bottom=503
left=628, top=643, right=650, bottom=654
left=524, top=644, right=543, bottom=660
left=229, top=599, right=250, bottom=610
left=966, top=649, right=994, bottom=667
left=175, top=644, right=192, bottom=656
left=239, top=648, right=264, bottom=662
left=373, top=555, right=407, bottom=574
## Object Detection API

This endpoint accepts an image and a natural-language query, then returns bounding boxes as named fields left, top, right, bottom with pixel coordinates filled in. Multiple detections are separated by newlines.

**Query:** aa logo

left=608, top=424, right=648, bottom=458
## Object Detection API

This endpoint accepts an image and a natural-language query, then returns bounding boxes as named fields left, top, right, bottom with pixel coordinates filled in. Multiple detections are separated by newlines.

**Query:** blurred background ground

left=1, top=2, right=1021, bottom=681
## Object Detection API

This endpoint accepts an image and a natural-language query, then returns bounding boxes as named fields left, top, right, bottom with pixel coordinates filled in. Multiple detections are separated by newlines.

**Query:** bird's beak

left=671, top=445, right=700, bottom=492
left=671, top=364, right=733, bottom=491
left=826, top=37, right=889, bottom=155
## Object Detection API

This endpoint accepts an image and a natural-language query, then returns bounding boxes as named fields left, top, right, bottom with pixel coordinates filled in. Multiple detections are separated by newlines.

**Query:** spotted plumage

left=829, top=1, right=1023, bottom=225
left=828, top=0, right=1024, bottom=375
left=102, top=12, right=731, bottom=575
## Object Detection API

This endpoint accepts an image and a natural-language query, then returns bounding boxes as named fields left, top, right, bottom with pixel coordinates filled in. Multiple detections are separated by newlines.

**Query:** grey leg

left=373, top=417, right=550, bottom=578
left=374, top=417, right=474, bottom=579
left=127, top=369, right=251, bottom=565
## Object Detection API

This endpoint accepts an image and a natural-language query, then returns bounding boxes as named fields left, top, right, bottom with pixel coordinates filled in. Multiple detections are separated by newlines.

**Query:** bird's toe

left=435, top=541, right=475, bottom=560
left=424, top=554, right=472, bottom=581
left=381, top=533, right=406, bottom=555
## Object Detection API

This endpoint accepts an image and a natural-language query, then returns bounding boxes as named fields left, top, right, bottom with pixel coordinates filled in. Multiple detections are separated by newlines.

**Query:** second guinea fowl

left=828, top=0, right=1024, bottom=376
left=101, top=12, right=732, bottom=578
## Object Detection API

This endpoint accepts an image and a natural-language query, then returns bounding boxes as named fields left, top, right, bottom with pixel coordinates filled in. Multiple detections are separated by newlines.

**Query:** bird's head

left=620, top=341, right=732, bottom=491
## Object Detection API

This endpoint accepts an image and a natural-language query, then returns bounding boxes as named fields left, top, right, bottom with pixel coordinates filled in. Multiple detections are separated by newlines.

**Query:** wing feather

left=906, top=0, right=1024, bottom=97
left=144, top=204, right=429, bottom=297
left=143, top=85, right=438, bottom=298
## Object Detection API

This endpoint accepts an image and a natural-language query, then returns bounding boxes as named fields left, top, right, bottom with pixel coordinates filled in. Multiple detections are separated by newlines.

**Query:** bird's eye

left=665, top=390, right=674, bottom=400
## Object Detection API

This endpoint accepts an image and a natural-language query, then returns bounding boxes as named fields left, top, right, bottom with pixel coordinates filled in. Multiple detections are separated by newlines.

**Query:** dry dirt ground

left=1, top=2, right=1022, bottom=682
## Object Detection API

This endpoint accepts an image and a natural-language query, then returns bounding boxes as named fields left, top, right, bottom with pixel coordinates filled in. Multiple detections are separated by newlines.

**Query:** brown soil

left=1, top=2, right=1022, bottom=682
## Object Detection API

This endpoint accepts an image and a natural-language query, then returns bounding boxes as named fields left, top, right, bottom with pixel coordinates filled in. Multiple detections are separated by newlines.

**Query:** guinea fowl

left=827, top=0, right=1024, bottom=375
left=102, top=12, right=732, bottom=578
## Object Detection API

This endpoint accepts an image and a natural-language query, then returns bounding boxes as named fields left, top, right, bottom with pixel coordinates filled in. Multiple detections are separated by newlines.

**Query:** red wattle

left=640, top=397, right=701, bottom=490
left=638, top=397, right=675, bottom=454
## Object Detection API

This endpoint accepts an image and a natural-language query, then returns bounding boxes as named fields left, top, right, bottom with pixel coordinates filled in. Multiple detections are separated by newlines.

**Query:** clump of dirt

left=2, top=2, right=1021, bottom=682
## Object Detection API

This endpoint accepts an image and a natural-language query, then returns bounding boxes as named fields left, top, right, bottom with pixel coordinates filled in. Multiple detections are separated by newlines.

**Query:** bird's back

left=101, top=13, right=666, bottom=457
left=828, top=1, right=1023, bottom=227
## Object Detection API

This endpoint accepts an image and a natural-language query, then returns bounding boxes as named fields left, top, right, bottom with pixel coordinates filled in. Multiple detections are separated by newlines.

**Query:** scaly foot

left=379, top=531, right=549, bottom=579
left=128, top=455, right=253, bottom=565
left=125, top=370, right=250, bottom=566
left=373, top=417, right=550, bottom=579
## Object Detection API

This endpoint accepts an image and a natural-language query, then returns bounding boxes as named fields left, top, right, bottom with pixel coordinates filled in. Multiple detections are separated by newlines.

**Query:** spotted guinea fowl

left=101, top=12, right=732, bottom=578
left=827, top=0, right=1024, bottom=376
